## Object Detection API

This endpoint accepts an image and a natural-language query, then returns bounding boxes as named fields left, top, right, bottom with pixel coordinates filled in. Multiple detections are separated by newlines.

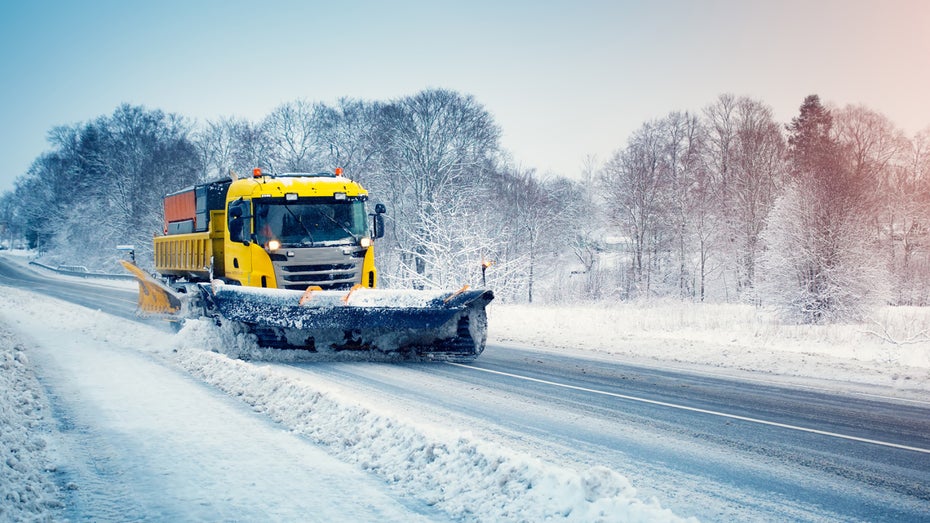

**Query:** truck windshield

left=254, top=199, right=368, bottom=247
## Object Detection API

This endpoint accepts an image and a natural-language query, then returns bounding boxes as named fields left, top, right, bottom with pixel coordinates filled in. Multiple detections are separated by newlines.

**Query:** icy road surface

left=261, top=352, right=930, bottom=522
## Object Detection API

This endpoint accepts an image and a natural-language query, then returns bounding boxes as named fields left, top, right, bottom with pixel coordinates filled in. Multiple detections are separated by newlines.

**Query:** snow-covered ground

left=2, top=252, right=929, bottom=521
left=0, top=324, right=62, bottom=521
left=489, top=302, right=930, bottom=399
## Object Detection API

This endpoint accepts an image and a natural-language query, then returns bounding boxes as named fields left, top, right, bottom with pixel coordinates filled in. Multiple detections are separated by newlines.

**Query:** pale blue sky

left=1, top=0, right=928, bottom=192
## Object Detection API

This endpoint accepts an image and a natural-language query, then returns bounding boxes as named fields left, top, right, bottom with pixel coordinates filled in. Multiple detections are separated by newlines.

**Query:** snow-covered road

left=5, top=293, right=446, bottom=522
left=258, top=348, right=930, bottom=522
left=3, top=253, right=930, bottom=521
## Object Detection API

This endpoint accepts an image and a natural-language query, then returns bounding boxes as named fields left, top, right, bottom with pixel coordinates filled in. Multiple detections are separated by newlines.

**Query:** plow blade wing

left=120, top=260, right=184, bottom=317
left=205, top=283, right=494, bottom=359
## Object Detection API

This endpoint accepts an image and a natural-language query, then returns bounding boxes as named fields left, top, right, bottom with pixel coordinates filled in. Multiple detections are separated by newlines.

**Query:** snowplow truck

left=121, top=168, right=493, bottom=360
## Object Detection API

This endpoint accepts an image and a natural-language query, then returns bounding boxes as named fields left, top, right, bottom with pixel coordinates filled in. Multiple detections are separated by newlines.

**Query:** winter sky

left=0, top=0, right=928, bottom=193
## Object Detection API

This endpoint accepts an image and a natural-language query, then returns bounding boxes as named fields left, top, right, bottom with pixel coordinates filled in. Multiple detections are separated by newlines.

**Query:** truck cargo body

left=155, top=179, right=230, bottom=280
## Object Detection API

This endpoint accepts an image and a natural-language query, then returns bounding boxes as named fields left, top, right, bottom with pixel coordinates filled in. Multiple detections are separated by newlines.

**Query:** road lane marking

left=449, top=363, right=930, bottom=455
left=493, top=343, right=930, bottom=408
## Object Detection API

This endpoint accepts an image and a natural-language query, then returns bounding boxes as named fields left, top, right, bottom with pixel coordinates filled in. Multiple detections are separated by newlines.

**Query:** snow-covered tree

left=377, top=89, right=501, bottom=289
left=598, top=113, right=709, bottom=300
left=10, top=105, right=199, bottom=269
left=882, top=127, right=930, bottom=304
left=702, top=95, right=786, bottom=301
left=663, top=111, right=704, bottom=299
left=758, top=180, right=889, bottom=322
left=313, top=98, right=386, bottom=189
left=195, top=117, right=268, bottom=181
left=599, top=119, right=671, bottom=298
left=759, top=95, right=889, bottom=323
left=261, top=100, right=329, bottom=172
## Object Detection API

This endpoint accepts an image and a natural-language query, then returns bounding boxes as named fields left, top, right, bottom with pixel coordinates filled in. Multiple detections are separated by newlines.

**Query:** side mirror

left=372, top=203, right=386, bottom=239
left=227, top=199, right=251, bottom=245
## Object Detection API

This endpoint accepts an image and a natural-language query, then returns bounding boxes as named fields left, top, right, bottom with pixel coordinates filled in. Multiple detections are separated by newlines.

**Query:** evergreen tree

left=759, top=95, right=888, bottom=323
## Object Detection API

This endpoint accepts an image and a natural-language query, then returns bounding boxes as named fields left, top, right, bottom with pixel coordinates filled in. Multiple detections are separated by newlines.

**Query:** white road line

left=495, top=343, right=930, bottom=408
left=449, top=363, right=930, bottom=455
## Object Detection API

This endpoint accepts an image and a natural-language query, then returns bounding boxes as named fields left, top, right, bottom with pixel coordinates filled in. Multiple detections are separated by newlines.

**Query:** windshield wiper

left=283, top=205, right=314, bottom=246
left=321, top=212, right=359, bottom=242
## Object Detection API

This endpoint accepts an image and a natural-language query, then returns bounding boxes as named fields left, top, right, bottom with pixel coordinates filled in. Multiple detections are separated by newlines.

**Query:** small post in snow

left=481, top=258, right=493, bottom=287
left=116, top=244, right=136, bottom=264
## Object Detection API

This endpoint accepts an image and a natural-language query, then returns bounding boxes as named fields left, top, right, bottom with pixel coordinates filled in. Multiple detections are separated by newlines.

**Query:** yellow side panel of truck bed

left=154, top=232, right=213, bottom=279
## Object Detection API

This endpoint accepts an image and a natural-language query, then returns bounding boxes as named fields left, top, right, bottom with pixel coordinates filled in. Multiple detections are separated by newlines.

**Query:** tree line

left=1, top=89, right=928, bottom=322
left=596, top=94, right=930, bottom=321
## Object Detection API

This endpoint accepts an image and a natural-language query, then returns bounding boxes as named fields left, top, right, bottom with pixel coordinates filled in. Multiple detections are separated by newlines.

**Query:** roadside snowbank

left=173, top=318, right=690, bottom=522
left=0, top=325, right=63, bottom=521
left=488, top=302, right=930, bottom=396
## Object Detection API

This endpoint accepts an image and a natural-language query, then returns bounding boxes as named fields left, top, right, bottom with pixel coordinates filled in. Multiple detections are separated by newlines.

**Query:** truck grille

left=282, top=263, right=355, bottom=273
left=271, top=249, right=364, bottom=290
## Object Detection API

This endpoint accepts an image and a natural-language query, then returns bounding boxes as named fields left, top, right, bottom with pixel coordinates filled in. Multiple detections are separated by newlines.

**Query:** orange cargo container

left=164, top=189, right=196, bottom=225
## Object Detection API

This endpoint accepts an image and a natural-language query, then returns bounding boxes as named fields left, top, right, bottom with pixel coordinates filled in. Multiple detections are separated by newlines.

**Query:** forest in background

left=1, top=88, right=928, bottom=323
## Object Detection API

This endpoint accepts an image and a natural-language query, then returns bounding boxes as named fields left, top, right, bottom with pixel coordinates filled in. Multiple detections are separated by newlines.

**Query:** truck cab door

left=224, top=198, right=253, bottom=285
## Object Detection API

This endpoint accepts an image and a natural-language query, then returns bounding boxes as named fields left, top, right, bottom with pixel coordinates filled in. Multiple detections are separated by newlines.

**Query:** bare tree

left=832, top=105, right=911, bottom=294
left=687, top=143, right=716, bottom=302
left=728, top=98, right=786, bottom=298
left=662, top=111, right=705, bottom=298
left=315, top=98, right=385, bottom=187
left=599, top=119, right=671, bottom=298
left=379, top=89, right=501, bottom=288
left=571, top=155, right=604, bottom=286
left=262, top=100, right=327, bottom=172
left=701, top=95, right=786, bottom=300
left=196, top=116, right=259, bottom=180
left=493, top=169, right=570, bottom=302
left=884, top=127, right=930, bottom=303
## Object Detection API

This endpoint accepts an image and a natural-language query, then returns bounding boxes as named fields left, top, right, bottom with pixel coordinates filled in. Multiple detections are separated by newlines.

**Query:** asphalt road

left=0, top=256, right=139, bottom=320
left=3, top=254, right=929, bottom=521
left=278, top=351, right=930, bottom=521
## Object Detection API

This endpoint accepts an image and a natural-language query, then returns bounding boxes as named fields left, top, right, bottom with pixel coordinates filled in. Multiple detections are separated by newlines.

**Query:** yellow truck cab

left=154, top=168, right=385, bottom=290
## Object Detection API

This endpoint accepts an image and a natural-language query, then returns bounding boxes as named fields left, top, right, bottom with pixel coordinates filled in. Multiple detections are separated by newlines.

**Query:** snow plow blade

left=203, top=283, right=494, bottom=360
left=120, top=260, right=183, bottom=317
